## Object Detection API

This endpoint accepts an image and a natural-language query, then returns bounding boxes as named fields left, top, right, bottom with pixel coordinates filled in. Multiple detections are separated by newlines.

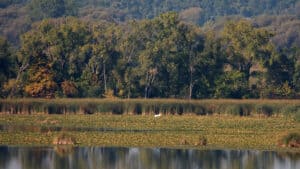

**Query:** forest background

left=0, top=0, right=300, bottom=99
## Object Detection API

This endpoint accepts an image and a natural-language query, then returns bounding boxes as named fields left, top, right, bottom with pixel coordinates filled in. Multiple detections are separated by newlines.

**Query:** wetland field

left=0, top=99, right=299, bottom=150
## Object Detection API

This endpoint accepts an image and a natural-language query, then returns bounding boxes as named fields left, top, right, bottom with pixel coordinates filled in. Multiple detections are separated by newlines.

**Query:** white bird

left=154, top=113, right=162, bottom=118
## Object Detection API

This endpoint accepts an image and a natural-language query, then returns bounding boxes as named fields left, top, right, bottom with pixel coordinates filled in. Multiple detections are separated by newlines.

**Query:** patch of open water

left=0, top=146, right=299, bottom=169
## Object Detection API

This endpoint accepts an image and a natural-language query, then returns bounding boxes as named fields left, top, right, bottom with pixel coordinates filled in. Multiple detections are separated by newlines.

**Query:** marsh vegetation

left=1, top=99, right=300, bottom=118
left=0, top=111, right=299, bottom=150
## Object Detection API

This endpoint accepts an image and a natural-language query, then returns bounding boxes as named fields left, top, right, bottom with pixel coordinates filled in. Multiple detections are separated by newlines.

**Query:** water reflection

left=0, top=146, right=299, bottom=169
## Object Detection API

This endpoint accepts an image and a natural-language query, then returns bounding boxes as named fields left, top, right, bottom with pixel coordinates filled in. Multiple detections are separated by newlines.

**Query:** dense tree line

left=0, top=0, right=27, bottom=8
left=79, top=0, right=300, bottom=23
left=1, top=13, right=299, bottom=99
left=1, top=0, right=300, bottom=45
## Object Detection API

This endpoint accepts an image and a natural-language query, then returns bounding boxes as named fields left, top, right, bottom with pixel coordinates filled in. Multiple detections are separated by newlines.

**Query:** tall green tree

left=264, top=47, right=299, bottom=98
left=115, top=20, right=144, bottom=98
left=0, top=37, right=16, bottom=97
left=80, top=22, right=120, bottom=97
left=19, top=21, right=58, bottom=97
left=18, top=17, right=92, bottom=97
left=221, top=19, right=274, bottom=97
left=290, top=47, right=300, bottom=95
left=194, top=31, right=225, bottom=98
left=148, top=12, right=189, bottom=98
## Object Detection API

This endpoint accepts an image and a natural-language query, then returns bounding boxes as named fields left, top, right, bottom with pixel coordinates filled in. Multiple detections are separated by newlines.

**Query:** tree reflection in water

left=0, top=146, right=299, bottom=169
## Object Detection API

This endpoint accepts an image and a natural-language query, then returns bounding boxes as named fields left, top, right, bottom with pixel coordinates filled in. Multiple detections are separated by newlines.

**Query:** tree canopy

left=1, top=14, right=298, bottom=99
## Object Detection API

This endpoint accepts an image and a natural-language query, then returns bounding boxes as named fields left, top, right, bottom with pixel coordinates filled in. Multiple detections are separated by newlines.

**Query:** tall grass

left=1, top=98, right=300, bottom=117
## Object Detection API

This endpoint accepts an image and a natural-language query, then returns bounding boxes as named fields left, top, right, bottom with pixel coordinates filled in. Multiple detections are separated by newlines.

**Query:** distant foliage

left=0, top=0, right=27, bottom=8
left=76, top=0, right=300, bottom=24
left=1, top=0, right=300, bottom=48
left=27, top=0, right=77, bottom=21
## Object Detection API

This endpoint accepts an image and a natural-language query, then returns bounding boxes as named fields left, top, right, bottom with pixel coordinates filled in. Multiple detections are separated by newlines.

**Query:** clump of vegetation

left=279, top=133, right=300, bottom=148
left=53, top=132, right=76, bottom=145
left=255, top=104, right=274, bottom=117
left=133, top=103, right=143, bottom=115
left=222, top=104, right=251, bottom=116
left=196, top=136, right=207, bottom=146
left=180, top=139, right=189, bottom=145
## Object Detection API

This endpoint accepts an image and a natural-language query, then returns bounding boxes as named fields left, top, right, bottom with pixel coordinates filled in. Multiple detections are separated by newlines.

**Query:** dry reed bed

left=0, top=99, right=300, bottom=118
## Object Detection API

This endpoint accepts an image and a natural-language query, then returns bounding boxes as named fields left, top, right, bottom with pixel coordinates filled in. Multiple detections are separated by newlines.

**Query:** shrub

left=133, top=103, right=143, bottom=115
left=255, top=104, right=274, bottom=117
left=153, top=106, right=160, bottom=114
left=196, top=135, right=207, bottom=146
left=169, top=106, right=177, bottom=115
left=177, top=105, right=184, bottom=115
left=180, top=139, right=189, bottom=145
left=224, top=105, right=241, bottom=116
left=279, top=132, right=300, bottom=148
left=111, top=103, right=124, bottom=115
left=279, top=105, right=299, bottom=116
left=195, top=106, right=206, bottom=115
left=47, top=104, right=64, bottom=114
left=240, top=104, right=252, bottom=116
left=82, top=103, right=97, bottom=114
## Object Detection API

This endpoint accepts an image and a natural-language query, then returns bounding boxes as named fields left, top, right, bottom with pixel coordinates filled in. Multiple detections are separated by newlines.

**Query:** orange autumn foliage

left=24, top=67, right=57, bottom=98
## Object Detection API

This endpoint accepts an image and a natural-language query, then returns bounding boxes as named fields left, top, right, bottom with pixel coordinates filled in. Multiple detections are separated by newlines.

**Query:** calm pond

left=0, top=146, right=299, bottom=169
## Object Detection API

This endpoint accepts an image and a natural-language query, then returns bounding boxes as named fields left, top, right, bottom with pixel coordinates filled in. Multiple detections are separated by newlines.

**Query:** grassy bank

left=1, top=99, right=300, bottom=118
left=0, top=114, right=299, bottom=150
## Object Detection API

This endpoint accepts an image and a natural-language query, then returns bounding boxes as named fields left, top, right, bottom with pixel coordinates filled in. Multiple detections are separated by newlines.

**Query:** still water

left=0, top=146, right=299, bottom=169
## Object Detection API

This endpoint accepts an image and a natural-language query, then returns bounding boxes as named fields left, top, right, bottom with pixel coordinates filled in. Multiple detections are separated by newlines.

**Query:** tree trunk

left=9, top=63, right=29, bottom=98
left=144, top=72, right=149, bottom=99
left=241, top=62, right=252, bottom=82
left=189, top=66, right=194, bottom=100
left=188, top=46, right=195, bottom=100
left=103, top=62, right=107, bottom=93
